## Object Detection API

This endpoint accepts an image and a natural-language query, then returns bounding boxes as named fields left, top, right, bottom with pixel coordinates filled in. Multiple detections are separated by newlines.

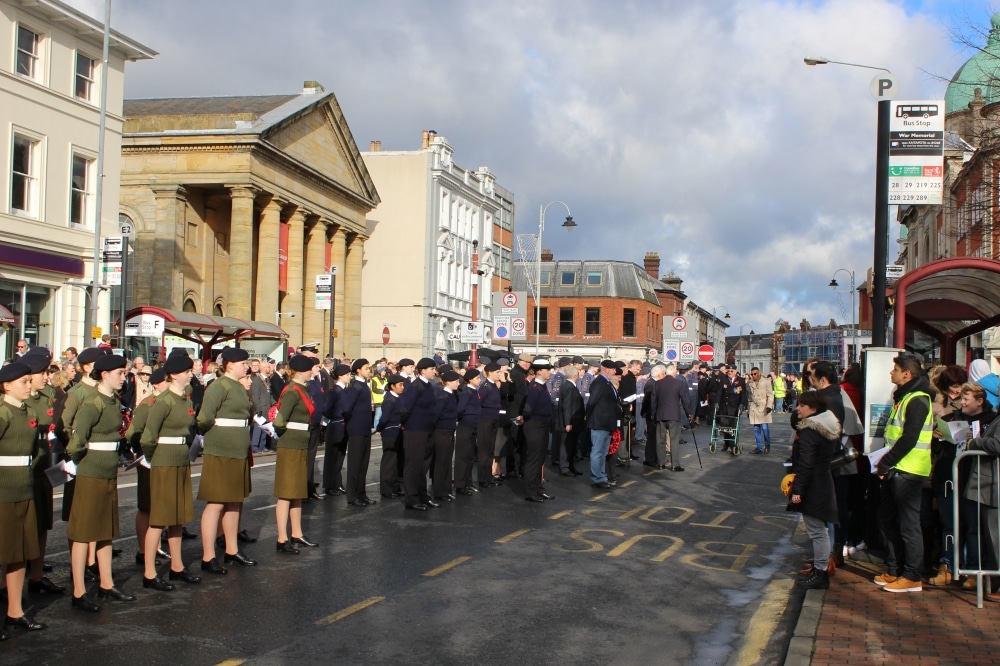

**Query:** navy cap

left=416, top=358, right=436, bottom=371
left=531, top=357, right=552, bottom=370
left=298, top=342, right=320, bottom=353
left=221, top=347, right=250, bottom=363
left=150, top=368, right=167, bottom=385
left=572, top=355, right=585, bottom=364
left=94, top=354, right=127, bottom=373
left=289, top=354, right=317, bottom=372
left=163, top=354, right=194, bottom=375
left=601, top=360, right=617, bottom=369
left=557, top=357, right=572, bottom=368
left=333, top=364, right=352, bottom=378
left=0, top=362, right=31, bottom=384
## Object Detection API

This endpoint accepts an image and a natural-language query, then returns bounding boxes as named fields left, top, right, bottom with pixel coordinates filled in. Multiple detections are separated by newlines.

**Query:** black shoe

left=4, top=615, right=46, bottom=631
left=672, top=466, right=685, bottom=472
left=609, top=480, right=618, bottom=487
left=360, top=496, right=377, bottom=505
left=71, top=594, right=100, bottom=613
left=750, top=449, right=762, bottom=454
left=309, top=491, right=324, bottom=500
left=28, top=577, right=65, bottom=595
left=42, top=563, right=53, bottom=573
left=406, top=503, right=428, bottom=511
left=276, top=541, right=301, bottom=555
left=111, top=548, right=122, bottom=557
left=656, top=464, right=669, bottom=470
left=97, top=586, right=136, bottom=602
left=455, top=487, right=474, bottom=496
left=326, top=488, right=344, bottom=496
left=200, top=558, right=227, bottom=575
left=347, top=499, right=368, bottom=507
left=290, top=535, right=318, bottom=548
left=478, top=481, right=496, bottom=489
left=425, top=499, right=441, bottom=508
left=237, top=529, right=257, bottom=544
left=525, top=496, right=545, bottom=503
left=764, top=446, right=770, bottom=454
left=181, top=527, right=197, bottom=540
left=538, top=492, right=555, bottom=500
left=224, top=551, right=257, bottom=567
left=592, top=482, right=612, bottom=489
left=433, top=496, right=453, bottom=502
left=642, top=461, right=656, bottom=467
left=142, top=576, right=175, bottom=592
left=168, top=569, right=201, bottom=584
left=468, top=485, right=480, bottom=493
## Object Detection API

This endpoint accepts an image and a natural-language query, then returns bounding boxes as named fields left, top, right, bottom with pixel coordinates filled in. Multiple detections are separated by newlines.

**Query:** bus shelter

left=121, top=306, right=288, bottom=370
left=891, top=257, right=1000, bottom=365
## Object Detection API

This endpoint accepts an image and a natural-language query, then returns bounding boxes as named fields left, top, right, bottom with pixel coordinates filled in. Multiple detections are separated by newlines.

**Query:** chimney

left=368, top=140, right=382, bottom=152
left=643, top=252, right=660, bottom=279
left=302, top=80, right=325, bottom=94
left=660, top=271, right=683, bottom=292
left=422, top=130, right=430, bottom=149
left=540, top=249, right=554, bottom=262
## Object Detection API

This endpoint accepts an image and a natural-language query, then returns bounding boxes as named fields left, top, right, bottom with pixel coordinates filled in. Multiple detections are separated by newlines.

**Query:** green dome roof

left=946, top=13, right=1000, bottom=114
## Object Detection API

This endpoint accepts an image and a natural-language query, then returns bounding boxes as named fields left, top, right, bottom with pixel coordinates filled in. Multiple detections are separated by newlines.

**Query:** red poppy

left=188, top=408, right=196, bottom=416
left=48, top=424, right=56, bottom=432
left=28, top=419, right=37, bottom=428
left=46, top=408, right=54, bottom=416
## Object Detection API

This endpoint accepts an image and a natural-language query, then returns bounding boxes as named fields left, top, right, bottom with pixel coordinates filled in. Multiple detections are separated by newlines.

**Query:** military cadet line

left=0, top=340, right=728, bottom=639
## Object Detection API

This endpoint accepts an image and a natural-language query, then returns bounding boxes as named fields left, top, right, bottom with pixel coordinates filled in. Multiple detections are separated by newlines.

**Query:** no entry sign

left=698, top=345, right=715, bottom=363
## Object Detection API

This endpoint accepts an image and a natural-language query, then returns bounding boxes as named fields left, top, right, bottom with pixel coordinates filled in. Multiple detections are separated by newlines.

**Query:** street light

left=275, top=311, right=296, bottom=326
left=829, top=269, right=858, bottom=364
left=805, top=55, right=892, bottom=348
left=739, top=324, right=754, bottom=373
left=533, top=201, right=575, bottom=354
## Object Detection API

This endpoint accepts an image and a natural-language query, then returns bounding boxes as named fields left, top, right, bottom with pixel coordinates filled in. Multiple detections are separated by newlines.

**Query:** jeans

left=753, top=423, right=770, bottom=451
left=878, top=470, right=926, bottom=581
left=803, top=514, right=831, bottom=571
left=590, top=429, right=612, bottom=484
left=774, top=397, right=784, bottom=413
left=373, top=405, right=382, bottom=432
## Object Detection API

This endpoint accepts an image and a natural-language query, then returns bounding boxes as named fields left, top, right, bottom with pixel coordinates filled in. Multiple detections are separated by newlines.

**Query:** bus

left=895, top=104, right=939, bottom=119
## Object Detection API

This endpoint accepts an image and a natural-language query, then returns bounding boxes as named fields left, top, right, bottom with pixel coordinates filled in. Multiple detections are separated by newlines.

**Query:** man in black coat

left=555, top=364, right=585, bottom=476
left=585, top=360, right=622, bottom=489
left=398, top=358, right=444, bottom=511
left=505, top=353, right=532, bottom=478
left=650, top=363, right=692, bottom=471
left=340, top=359, right=376, bottom=507
left=376, top=375, right=406, bottom=498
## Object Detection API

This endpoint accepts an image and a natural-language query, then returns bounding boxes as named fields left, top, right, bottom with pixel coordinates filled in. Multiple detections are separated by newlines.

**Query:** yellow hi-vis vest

left=773, top=378, right=786, bottom=398
left=883, top=390, right=932, bottom=476
left=370, top=376, right=388, bottom=406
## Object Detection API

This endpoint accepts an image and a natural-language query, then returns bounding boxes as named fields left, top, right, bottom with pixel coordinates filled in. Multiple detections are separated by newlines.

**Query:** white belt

left=285, top=422, right=310, bottom=431
left=215, top=418, right=248, bottom=428
left=157, top=436, right=186, bottom=445
left=87, top=442, right=118, bottom=452
left=0, top=455, right=31, bottom=467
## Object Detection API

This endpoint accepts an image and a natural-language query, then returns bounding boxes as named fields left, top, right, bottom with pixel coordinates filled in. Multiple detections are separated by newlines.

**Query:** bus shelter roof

left=123, top=306, right=287, bottom=344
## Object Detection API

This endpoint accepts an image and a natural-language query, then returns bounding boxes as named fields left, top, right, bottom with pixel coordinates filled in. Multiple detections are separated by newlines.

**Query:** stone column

left=328, top=225, right=347, bottom=357
left=303, top=216, right=325, bottom=351
left=344, top=232, right=365, bottom=357
left=283, top=206, right=305, bottom=344
left=151, top=186, right=188, bottom=308
left=254, top=196, right=282, bottom=322
left=227, top=185, right=256, bottom=320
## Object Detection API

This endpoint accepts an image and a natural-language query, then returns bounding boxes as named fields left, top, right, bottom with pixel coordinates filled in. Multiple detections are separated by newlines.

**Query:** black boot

left=797, top=568, right=830, bottom=590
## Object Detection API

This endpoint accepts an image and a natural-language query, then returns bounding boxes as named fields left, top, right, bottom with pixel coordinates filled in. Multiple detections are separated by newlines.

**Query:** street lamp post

left=739, top=324, right=754, bottom=373
left=533, top=202, right=576, bottom=355
left=829, top=269, right=858, bottom=365
left=709, top=306, right=731, bottom=358
left=805, top=56, right=892, bottom=348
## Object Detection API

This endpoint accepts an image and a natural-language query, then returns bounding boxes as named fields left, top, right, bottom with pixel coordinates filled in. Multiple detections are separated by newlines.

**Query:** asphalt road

left=3, top=415, right=807, bottom=666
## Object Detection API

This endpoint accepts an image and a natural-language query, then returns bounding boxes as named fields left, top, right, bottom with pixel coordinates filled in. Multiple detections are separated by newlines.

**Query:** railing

left=950, top=450, right=1000, bottom=608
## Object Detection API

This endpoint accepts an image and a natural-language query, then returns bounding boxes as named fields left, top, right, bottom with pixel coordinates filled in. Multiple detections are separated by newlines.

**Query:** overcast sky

left=66, top=0, right=985, bottom=336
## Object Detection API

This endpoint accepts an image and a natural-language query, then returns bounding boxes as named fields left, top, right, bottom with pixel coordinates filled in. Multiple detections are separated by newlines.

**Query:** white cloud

left=63, top=0, right=962, bottom=332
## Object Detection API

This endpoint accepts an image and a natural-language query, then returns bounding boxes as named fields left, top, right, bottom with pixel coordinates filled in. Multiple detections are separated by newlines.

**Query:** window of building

left=534, top=307, right=548, bottom=335
left=560, top=271, right=576, bottom=286
left=75, top=53, right=96, bottom=101
left=559, top=307, right=574, bottom=335
left=16, top=26, right=40, bottom=80
left=623, top=308, right=636, bottom=337
left=587, top=271, right=602, bottom=286
left=11, top=134, right=40, bottom=217
left=539, top=270, right=550, bottom=286
left=187, top=222, right=198, bottom=247
left=585, top=308, right=600, bottom=335
left=70, top=154, right=93, bottom=226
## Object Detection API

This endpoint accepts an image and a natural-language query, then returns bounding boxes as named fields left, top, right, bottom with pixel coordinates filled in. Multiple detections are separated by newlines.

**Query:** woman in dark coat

left=789, top=390, right=840, bottom=589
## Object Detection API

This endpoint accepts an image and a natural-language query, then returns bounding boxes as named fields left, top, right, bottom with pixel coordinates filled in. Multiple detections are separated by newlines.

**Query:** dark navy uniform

left=522, top=379, right=553, bottom=500
left=432, top=388, right=459, bottom=499
left=399, top=377, right=441, bottom=508
left=376, top=392, right=403, bottom=497
left=322, top=382, right=347, bottom=494
left=455, top=385, right=480, bottom=492
left=340, top=378, right=374, bottom=504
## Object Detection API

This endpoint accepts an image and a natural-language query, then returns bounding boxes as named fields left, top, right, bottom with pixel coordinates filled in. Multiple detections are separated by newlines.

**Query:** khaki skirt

left=274, top=447, right=308, bottom=500
left=0, top=500, right=40, bottom=565
left=150, top=465, right=194, bottom=527
left=66, top=476, right=120, bottom=543
left=198, top=455, right=251, bottom=503
left=136, top=465, right=151, bottom=513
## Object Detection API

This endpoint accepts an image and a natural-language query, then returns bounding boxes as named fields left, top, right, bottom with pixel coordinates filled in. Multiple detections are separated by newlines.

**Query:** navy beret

left=150, top=368, right=167, bottom=384
left=441, top=370, right=462, bottom=383
left=572, top=355, right=585, bottom=364
left=333, top=364, right=351, bottom=378
left=77, top=347, right=106, bottom=366
left=0, top=362, right=31, bottom=384
left=163, top=354, right=194, bottom=375
left=352, top=358, right=370, bottom=373
left=463, top=368, right=481, bottom=381
left=221, top=347, right=249, bottom=362
left=387, top=374, right=407, bottom=386
left=289, top=354, right=317, bottom=372
left=416, top=358, right=436, bottom=370
left=601, top=360, right=617, bottom=369
left=398, top=358, right=415, bottom=368
left=94, top=354, right=127, bottom=373
left=21, top=354, right=49, bottom=374
left=484, top=363, right=501, bottom=373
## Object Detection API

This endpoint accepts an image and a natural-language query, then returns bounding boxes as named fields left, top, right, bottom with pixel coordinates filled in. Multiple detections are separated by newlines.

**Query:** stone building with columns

left=119, top=83, right=379, bottom=357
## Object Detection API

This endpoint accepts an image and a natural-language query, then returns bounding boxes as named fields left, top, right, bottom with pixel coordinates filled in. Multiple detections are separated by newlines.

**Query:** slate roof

left=124, top=95, right=297, bottom=119
left=512, top=260, right=679, bottom=306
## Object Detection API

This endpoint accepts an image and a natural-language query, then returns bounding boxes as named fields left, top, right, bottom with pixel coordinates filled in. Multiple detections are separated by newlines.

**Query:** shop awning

left=0, top=304, right=16, bottom=326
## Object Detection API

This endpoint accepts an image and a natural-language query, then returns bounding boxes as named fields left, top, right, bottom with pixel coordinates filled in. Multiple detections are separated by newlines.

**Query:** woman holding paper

left=66, top=354, right=135, bottom=612
left=139, top=354, right=201, bottom=591
left=0, top=362, right=48, bottom=637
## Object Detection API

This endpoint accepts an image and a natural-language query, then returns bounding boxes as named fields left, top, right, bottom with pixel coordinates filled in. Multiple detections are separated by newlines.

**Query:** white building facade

left=0, top=0, right=154, bottom=356
left=359, top=132, right=511, bottom=361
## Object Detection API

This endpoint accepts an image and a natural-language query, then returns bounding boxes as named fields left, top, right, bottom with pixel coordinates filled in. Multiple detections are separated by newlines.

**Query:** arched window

left=183, top=299, right=196, bottom=313
left=213, top=303, right=224, bottom=317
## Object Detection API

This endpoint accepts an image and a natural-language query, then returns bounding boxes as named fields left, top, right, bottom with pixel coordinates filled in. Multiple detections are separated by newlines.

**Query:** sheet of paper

left=124, top=455, right=146, bottom=471
left=936, top=418, right=954, bottom=443
left=867, top=446, right=891, bottom=474
left=622, top=394, right=640, bottom=404
left=973, top=421, right=982, bottom=439
left=44, top=460, right=72, bottom=488
left=949, top=420, right=971, bottom=444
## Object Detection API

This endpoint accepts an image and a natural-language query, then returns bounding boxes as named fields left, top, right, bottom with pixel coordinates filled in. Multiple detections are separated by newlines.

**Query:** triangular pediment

left=262, top=94, right=380, bottom=209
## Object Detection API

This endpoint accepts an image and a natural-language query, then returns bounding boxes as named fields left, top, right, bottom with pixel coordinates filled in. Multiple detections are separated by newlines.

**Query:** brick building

left=509, top=251, right=685, bottom=361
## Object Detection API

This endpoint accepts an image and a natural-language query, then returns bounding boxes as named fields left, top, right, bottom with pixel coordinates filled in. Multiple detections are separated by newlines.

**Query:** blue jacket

left=523, top=380, right=553, bottom=422
left=399, top=377, right=439, bottom=432
left=340, top=379, right=373, bottom=436
left=323, top=383, right=345, bottom=433
left=435, top=388, right=459, bottom=431
left=376, top=391, right=403, bottom=449
left=478, top=380, right=502, bottom=421
left=979, top=373, right=1000, bottom=410
left=307, top=376, right=325, bottom=426
left=457, top=385, right=481, bottom=429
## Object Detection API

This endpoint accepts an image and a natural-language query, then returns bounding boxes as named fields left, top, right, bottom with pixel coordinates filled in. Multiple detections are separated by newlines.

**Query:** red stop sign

left=697, top=344, right=715, bottom=362
left=382, top=326, right=390, bottom=345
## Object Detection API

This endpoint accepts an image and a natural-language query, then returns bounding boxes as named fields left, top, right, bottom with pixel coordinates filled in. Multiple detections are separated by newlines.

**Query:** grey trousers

left=657, top=420, right=681, bottom=468
left=803, top=514, right=831, bottom=571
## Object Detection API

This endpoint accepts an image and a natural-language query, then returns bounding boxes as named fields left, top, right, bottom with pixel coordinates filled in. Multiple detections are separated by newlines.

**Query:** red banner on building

left=278, top=222, right=289, bottom=292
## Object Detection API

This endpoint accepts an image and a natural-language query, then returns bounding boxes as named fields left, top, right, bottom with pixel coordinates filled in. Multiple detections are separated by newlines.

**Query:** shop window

left=559, top=307, right=574, bottom=335
left=586, top=308, right=600, bottom=335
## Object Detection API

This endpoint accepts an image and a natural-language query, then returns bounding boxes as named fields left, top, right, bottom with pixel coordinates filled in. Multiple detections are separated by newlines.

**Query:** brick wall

left=526, top=295, right=663, bottom=347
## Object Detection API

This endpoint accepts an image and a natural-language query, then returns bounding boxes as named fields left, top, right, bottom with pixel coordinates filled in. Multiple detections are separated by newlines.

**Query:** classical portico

left=120, top=84, right=379, bottom=357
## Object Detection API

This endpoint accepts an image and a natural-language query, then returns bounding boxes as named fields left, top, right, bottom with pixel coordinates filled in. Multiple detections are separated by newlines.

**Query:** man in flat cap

left=339, top=359, right=375, bottom=507
left=585, top=360, right=623, bottom=489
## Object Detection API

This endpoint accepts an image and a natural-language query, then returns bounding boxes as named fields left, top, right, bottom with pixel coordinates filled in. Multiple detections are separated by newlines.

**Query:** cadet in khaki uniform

left=67, top=354, right=136, bottom=612
left=140, top=354, right=201, bottom=591
left=58, top=346, right=106, bottom=526
left=196, top=347, right=255, bottom=574
left=272, top=354, right=321, bottom=554
left=124, top=367, right=168, bottom=568
left=20, top=350, right=64, bottom=595
left=0, top=362, right=48, bottom=638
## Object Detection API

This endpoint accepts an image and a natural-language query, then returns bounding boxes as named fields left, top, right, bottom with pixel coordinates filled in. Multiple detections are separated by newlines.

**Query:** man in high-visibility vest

left=772, top=372, right=787, bottom=413
left=874, top=354, right=932, bottom=593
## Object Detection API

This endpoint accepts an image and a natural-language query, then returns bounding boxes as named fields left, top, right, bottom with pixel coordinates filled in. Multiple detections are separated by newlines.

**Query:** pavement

left=784, top=503, right=1000, bottom=665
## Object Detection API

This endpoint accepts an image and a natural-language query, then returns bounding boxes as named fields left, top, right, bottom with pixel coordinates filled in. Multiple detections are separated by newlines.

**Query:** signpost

left=461, top=321, right=487, bottom=344
left=101, top=237, right=124, bottom=286
left=888, top=99, right=945, bottom=205
left=680, top=341, right=695, bottom=361
left=663, top=340, right=679, bottom=362
left=493, top=291, right=528, bottom=340
left=698, top=344, right=715, bottom=363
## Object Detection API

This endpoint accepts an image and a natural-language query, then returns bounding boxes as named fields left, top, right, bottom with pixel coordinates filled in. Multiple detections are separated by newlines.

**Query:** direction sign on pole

left=888, top=99, right=945, bottom=205
left=698, top=344, right=715, bottom=363
left=315, top=274, right=332, bottom=310
left=680, top=341, right=695, bottom=361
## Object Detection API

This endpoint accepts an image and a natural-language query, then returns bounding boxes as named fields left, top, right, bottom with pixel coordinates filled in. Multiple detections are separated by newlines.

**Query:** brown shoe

left=928, top=563, right=952, bottom=586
